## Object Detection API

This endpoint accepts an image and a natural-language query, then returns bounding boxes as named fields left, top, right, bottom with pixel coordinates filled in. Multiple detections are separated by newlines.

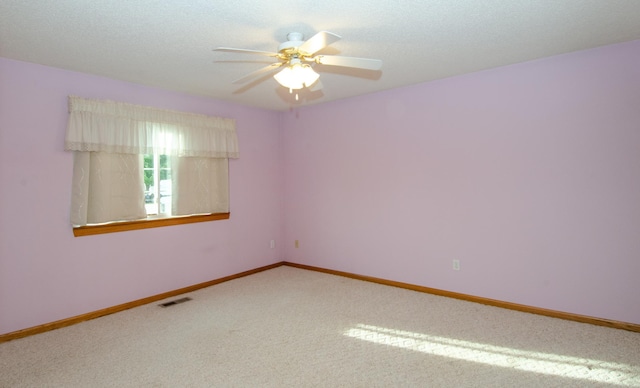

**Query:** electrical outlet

left=453, top=259, right=460, bottom=271
left=270, top=240, right=275, bottom=249
left=295, top=240, right=299, bottom=248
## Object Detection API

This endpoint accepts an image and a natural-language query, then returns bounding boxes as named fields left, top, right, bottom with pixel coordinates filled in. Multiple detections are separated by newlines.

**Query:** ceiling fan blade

left=214, top=47, right=279, bottom=57
left=232, top=63, right=283, bottom=84
left=314, top=55, right=382, bottom=71
left=298, top=31, right=341, bottom=56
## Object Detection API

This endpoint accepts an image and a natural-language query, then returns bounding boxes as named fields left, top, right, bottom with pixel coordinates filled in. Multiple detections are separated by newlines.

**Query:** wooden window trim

left=72, top=213, right=230, bottom=237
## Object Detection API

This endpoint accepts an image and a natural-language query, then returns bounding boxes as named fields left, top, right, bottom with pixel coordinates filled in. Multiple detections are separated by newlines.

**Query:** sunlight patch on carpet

left=344, top=324, right=640, bottom=387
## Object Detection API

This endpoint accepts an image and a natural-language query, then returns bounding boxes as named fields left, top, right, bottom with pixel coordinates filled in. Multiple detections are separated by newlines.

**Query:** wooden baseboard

left=283, top=261, right=640, bottom=333
left=0, top=262, right=285, bottom=343
left=3, top=260, right=638, bottom=343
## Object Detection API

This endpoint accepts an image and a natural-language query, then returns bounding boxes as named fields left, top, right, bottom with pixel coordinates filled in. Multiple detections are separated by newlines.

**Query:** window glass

left=144, top=154, right=172, bottom=216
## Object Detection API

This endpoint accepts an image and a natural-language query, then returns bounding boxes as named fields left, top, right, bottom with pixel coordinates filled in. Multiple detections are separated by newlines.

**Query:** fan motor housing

left=278, top=32, right=305, bottom=55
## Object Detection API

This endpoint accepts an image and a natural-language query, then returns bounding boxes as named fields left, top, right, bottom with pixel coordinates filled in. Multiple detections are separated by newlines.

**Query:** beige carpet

left=1, top=266, right=639, bottom=387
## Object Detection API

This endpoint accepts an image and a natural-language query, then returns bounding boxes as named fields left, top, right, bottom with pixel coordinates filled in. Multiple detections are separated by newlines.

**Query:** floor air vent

left=159, top=297, right=192, bottom=307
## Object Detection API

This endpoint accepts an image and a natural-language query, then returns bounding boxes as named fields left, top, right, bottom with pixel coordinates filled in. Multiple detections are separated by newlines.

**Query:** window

left=65, top=96, right=239, bottom=236
left=144, top=154, right=172, bottom=216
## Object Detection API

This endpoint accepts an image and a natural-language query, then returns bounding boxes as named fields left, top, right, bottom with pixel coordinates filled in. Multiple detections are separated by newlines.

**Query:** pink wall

left=282, top=40, right=640, bottom=324
left=2, top=39, right=639, bottom=334
left=0, top=58, right=283, bottom=335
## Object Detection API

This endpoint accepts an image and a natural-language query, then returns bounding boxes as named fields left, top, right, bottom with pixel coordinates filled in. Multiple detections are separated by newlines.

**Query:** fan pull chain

left=288, top=88, right=299, bottom=101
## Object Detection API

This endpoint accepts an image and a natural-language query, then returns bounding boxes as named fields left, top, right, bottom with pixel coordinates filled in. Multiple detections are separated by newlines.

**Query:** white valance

left=65, top=96, right=239, bottom=158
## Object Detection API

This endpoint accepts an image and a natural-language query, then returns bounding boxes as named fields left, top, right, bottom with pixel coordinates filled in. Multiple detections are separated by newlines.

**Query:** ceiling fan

left=214, top=31, right=382, bottom=94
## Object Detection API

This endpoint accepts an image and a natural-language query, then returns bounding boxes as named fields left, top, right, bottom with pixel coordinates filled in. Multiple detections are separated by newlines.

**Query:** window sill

left=72, top=213, right=230, bottom=237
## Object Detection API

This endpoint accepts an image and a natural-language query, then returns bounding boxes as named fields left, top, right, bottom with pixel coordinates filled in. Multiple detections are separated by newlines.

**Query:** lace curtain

left=65, top=96, right=238, bottom=158
left=70, top=152, right=147, bottom=225
left=65, top=96, right=238, bottom=226
left=172, top=157, right=229, bottom=216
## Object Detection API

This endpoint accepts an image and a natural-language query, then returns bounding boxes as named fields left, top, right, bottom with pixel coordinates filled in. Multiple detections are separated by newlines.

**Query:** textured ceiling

left=2, top=1, right=640, bottom=111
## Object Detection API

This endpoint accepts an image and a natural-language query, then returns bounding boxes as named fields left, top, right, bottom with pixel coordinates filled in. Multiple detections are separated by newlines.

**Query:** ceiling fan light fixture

left=274, top=62, right=319, bottom=90
left=300, top=65, right=320, bottom=87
